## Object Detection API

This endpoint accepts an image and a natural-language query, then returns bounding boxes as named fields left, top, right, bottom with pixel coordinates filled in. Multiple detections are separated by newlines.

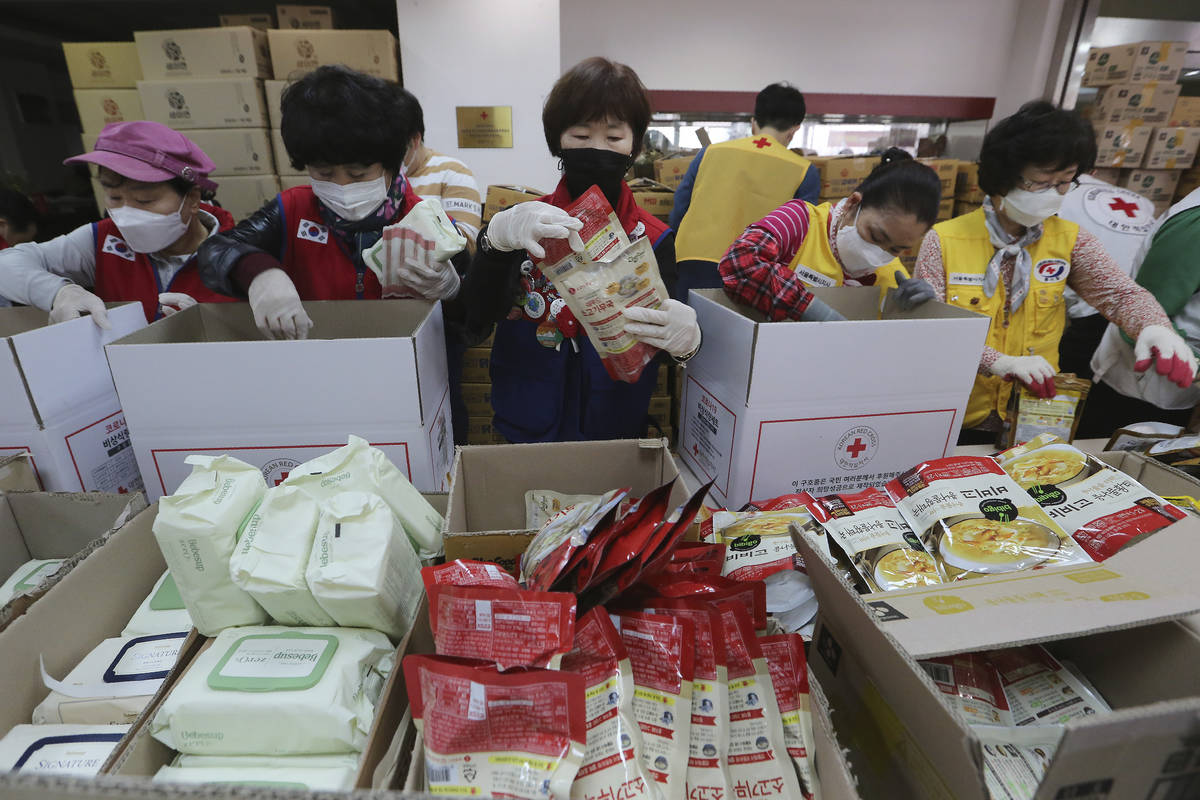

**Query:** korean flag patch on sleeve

left=102, top=234, right=136, bottom=262
left=297, top=219, right=329, bottom=244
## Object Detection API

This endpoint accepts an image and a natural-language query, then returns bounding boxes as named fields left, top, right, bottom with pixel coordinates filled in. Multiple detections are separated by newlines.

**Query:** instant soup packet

left=918, top=652, right=1013, bottom=726
left=612, top=611, right=695, bottom=800
left=972, top=724, right=1063, bottom=800
left=702, top=495, right=810, bottom=580
left=985, top=645, right=1110, bottom=725
left=561, top=609, right=657, bottom=800
left=421, top=559, right=519, bottom=590
left=997, top=435, right=1186, bottom=560
left=758, top=634, right=815, bottom=798
left=525, top=490, right=636, bottom=530
left=427, top=584, right=577, bottom=670
left=804, top=487, right=945, bottom=593
left=1003, top=373, right=1091, bottom=448
left=521, top=488, right=629, bottom=591
left=569, top=479, right=678, bottom=594
left=404, top=655, right=588, bottom=800
left=665, top=543, right=726, bottom=575
left=885, top=456, right=1091, bottom=582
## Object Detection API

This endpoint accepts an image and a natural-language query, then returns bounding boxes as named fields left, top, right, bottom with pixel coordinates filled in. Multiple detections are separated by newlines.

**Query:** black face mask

left=560, top=147, right=632, bottom=207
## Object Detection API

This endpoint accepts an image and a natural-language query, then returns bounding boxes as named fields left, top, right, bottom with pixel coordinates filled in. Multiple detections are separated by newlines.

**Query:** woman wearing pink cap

left=0, top=120, right=235, bottom=325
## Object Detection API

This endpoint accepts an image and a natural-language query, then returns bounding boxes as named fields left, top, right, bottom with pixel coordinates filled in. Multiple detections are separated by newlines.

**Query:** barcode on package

left=427, top=764, right=455, bottom=784
left=921, top=662, right=952, bottom=685
left=1054, top=778, right=1113, bottom=799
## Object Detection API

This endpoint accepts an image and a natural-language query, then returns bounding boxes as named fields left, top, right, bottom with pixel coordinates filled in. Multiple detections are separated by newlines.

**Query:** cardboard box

left=73, top=89, right=144, bottom=135
left=266, top=29, right=398, bottom=81
left=629, top=178, right=675, bottom=220
left=137, top=77, right=268, bottom=129
left=808, top=156, right=881, bottom=199
left=460, top=346, right=492, bottom=383
left=210, top=174, right=279, bottom=221
left=264, top=78, right=287, bottom=127
left=218, top=13, right=275, bottom=30
left=1142, top=126, right=1200, bottom=170
left=164, top=128, right=271, bottom=176
left=279, top=174, right=308, bottom=191
left=482, top=184, right=544, bottom=222
left=1093, top=82, right=1183, bottom=125
left=1168, top=96, right=1200, bottom=128
left=1175, top=166, right=1200, bottom=202
left=653, top=155, right=696, bottom=190
left=1152, top=198, right=1172, bottom=217
left=1092, top=122, right=1153, bottom=167
left=105, top=300, right=453, bottom=500
left=919, top=159, right=957, bottom=197
left=1091, top=167, right=1121, bottom=184
left=460, top=382, right=492, bottom=417
left=954, top=161, right=983, bottom=203
left=1082, top=44, right=1136, bottom=87
left=1118, top=167, right=1182, bottom=201
left=466, top=416, right=503, bottom=446
left=648, top=395, right=671, bottom=420
left=936, top=197, right=954, bottom=221
left=62, top=42, right=143, bottom=89
left=0, top=305, right=146, bottom=494
left=678, top=288, right=989, bottom=509
left=0, top=453, right=39, bottom=493
left=276, top=5, right=334, bottom=29
left=271, top=127, right=302, bottom=175
left=134, top=27, right=272, bottom=80
left=1130, top=40, right=1188, bottom=84
left=952, top=200, right=981, bottom=218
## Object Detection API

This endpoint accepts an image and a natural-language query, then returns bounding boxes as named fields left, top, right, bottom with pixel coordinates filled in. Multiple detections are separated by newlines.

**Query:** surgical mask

left=560, top=148, right=632, bottom=207
left=1000, top=187, right=1064, bottom=227
left=108, top=196, right=191, bottom=254
left=835, top=207, right=895, bottom=277
left=310, top=176, right=388, bottom=221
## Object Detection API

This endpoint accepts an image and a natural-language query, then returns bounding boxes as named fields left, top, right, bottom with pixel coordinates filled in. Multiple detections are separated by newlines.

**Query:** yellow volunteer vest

left=675, top=135, right=812, bottom=263
left=935, top=208, right=1079, bottom=428
left=786, top=202, right=907, bottom=294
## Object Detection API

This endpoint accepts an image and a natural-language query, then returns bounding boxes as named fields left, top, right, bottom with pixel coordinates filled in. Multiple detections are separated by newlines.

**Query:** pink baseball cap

left=65, top=120, right=218, bottom=192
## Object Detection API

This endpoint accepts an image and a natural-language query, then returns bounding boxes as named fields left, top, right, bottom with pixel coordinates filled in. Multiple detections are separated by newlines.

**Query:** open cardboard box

left=0, top=453, right=40, bottom=493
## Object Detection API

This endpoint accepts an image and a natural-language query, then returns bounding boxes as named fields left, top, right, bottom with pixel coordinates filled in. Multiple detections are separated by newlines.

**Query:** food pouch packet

left=152, top=625, right=394, bottom=755
left=985, top=645, right=1110, bottom=725
left=122, top=571, right=193, bottom=637
left=34, top=632, right=189, bottom=725
left=704, top=502, right=810, bottom=581
left=971, top=723, right=1063, bottom=800
left=0, top=558, right=64, bottom=607
left=362, top=197, right=467, bottom=298
left=228, top=485, right=336, bottom=626
left=665, top=543, right=726, bottom=575
left=153, top=764, right=357, bottom=790
left=918, top=652, right=1013, bottom=726
left=521, top=488, right=629, bottom=591
left=642, top=573, right=769, bottom=631
left=759, top=634, right=815, bottom=798
left=1147, top=434, right=1200, bottom=475
left=584, top=480, right=679, bottom=591
left=427, top=584, right=576, bottom=669
left=1003, top=373, right=1091, bottom=448
left=885, top=456, right=1091, bottom=582
left=612, top=610, right=695, bottom=800
left=152, top=455, right=268, bottom=636
left=625, top=481, right=715, bottom=591
left=997, top=434, right=1185, bottom=560
left=421, top=559, right=519, bottom=590
left=804, top=487, right=945, bottom=593
left=404, top=655, right=588, bottom=800
left=282, top=435, right=444, bottom=560
left=0, top=724, right=128, bottom=776
left=561, top=609, right=657, bottom=800
left=526, top=490, right=602, bottom=530
left=1104, top=422, right=1182, bottom=454
left=172, top=753, right=362, bottom=768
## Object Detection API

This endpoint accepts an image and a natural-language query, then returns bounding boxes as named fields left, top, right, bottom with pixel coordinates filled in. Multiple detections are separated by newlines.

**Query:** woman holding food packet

left=461, top=57, right=701, bottom=443
left=913, top=101, right=1195, bottom=443
left=197, top=66, right=470, bottom=340
left=717, top=148, right=942, bottom=322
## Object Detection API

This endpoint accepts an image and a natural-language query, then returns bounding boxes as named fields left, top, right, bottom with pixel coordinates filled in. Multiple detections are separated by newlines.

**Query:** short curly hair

left=543, top=57, right=651, bottom=159
left=978, top=100, right=1096, bottom=197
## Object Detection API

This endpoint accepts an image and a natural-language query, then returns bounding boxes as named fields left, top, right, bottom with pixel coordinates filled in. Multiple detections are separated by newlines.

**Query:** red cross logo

left=845, top=438, right=868, bottom=459
left=753, top=137, right=771, bottom=149
left=274, top=472, right=290, bottom=486
left=1109, top=197, right=1139, bottom=218
left=480, top=111, right=489, bottom=120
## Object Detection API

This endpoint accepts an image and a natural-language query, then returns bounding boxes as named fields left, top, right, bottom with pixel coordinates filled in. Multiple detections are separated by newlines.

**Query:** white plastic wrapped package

left=362, top=198, right=468, bottom=299
left=228, top=486, right=335, bottom=626
left=0, top=724, right=128, bottom=776
left=121, top=572, right=193, bottom=637
left=153, top=764, right=357, bottom=790
left=172, top=753, right=361, bottom=768
left=34, top=632, right=188, bottom=724
left=0, top=558, right=65, bottom=606
left=306, top=492, right=424, bottom=640
left=152, top=455, right=268, bottom=636
left=282, top=435, right=444, bottom=560
left=151, top=625, right=394, bottom=755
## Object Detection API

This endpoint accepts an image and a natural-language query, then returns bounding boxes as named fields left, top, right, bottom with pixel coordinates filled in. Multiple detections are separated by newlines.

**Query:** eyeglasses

left=1016, top=176, right=1080, bottom=194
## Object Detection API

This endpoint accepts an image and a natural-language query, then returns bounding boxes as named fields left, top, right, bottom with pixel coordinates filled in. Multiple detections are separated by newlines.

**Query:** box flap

left=412, top=301, right=449, bottom=425
left=685, top=290, right=759, bottom=404
left=7, top=492, right=144, bottom=560
left=0, top=495, right=31, bottom=573
left=0, top=452, right=40, bottom=492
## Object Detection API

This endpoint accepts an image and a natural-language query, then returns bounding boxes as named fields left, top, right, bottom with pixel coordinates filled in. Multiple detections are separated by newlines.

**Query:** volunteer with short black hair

left=461, top=56, right=700, bottom=443
left=913, top=101, right=1193, bottom=442
left=718, top=148, right=940, bottom=321
left=0, top=120, right=236, bottom=324
left=197, top=65, right=468, bottom=339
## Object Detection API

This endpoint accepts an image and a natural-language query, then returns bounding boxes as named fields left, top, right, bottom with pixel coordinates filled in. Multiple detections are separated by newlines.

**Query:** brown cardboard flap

left=0, top=453, right=40, bottom=492
left=7, top=492, right=143, bottom=560
left=809, top=675, right=863, bottom=800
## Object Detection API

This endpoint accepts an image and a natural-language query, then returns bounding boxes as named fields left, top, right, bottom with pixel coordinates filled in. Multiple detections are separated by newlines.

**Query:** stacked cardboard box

left=629, top=178, right=675, bottom=222
left=481, top=185, right=544, bottom=223
left=266, top=29, right=399, bottom=83
left=953, top=160, right=983, bottom=217
left=919, top=158, right=957, bottom=221
left=461, top=333, right=501, bottom=446
left=807, top=155, right=880, bottom=201
left=652, top=153, right=697, bottom=190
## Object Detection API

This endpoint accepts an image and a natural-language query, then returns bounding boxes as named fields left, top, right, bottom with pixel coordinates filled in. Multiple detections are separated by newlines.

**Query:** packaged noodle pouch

left=526, top=490, right=603, bottom=530
left=665, top=543, right=726, bottom=576
left=306, top=492, right=424, bottom=640
left=1146, top=434, right=1200, bottom=478
left=154, top=764, right=357, bottom=790
left=985, top=645, right=1110, bottom=725
left=562, top=609, right=657, bottom=800
left=703, top=496, right=810, bottom=581
left=34, top=632, right=188, bottom=725
left=0, top=724, right=128, bottom=776
left=642, top=573, right=769, bottom=632
left=972, top=724, right=1062, bottom=800
left=421, top=559, right=519, bottom=590
left=612, top=611, right=695, bottom=800
left=997, top=435, right=1186, bottom=560
left=152, top=455, right=268, bottom=636
left=0, top=558, right=64, bottom=606
left=228, top=485, right=336, bottom=626
left=759, top=634, right=814, bottom=798
left=427, top=584, right=576, bottom=670
left=122, top=572, right=193, bottom=637
left=404, top=655, right=588, bottom=800
left=362, top=197, right=467, bottom=298
left=173, top=753, right=362, bottom=768
left=886, top=456, right=1091, bottom=582
left=1104, top=422, right=1182, bottom=454
left=1003, top=373, right=1091, bottom=448
left=918, top=652, right=1013, bottom=726
left=152, top=625, right=394, bottom=755
left=804, top=487, right=945, bottom=593
left=521, top=488, right=628, bottom=591
left=282, top=435, right=444, bottom=560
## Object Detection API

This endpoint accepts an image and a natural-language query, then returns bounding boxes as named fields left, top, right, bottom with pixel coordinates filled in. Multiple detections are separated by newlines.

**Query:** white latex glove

left=158, top=292, right=197, bottom=316
left=990, top=354, right=1056, bottom=399
left=1133, top=324, right=1197, bottom=389
left=485, top=201, right=585, bottom=259
left=247, top=268, right=313, bottom=340
left=49, top=284, right=110, bottom=329
left=622, top=300, right=702, bottom=358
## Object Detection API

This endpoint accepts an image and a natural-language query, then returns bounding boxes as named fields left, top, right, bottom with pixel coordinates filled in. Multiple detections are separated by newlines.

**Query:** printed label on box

left=680, top=377, right=737, bottom=498
left=65, top=412, right=144, bottom=494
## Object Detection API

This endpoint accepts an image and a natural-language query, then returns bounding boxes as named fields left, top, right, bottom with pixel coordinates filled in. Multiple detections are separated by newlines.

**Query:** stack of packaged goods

left=918, top=158, right=958, bottom=221
left=629, top=177, right=676, bottom=222
left=62, top=41, right=144, bottom=215
left=133, top=26, right=278, bottom=222
left=652, top=152, right=699, bottom=191
left=1166, top=95, right=1200, bottom=204
left=954, top=160, right=984, bottom=217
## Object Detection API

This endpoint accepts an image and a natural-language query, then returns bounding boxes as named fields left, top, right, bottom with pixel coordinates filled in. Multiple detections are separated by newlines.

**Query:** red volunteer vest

left=93, top=202, right=236, bottom=322
left=278, top=183, right=423, bottom=300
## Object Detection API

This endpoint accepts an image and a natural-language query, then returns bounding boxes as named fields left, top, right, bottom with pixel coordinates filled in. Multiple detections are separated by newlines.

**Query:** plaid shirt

left=717, top=200, right=819, bottom=320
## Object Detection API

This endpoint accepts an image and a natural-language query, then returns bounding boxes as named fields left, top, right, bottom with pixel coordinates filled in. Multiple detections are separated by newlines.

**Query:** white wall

left=990, top=0, right=1069, bottom=121
left=397, top=0, right=562, bottom=192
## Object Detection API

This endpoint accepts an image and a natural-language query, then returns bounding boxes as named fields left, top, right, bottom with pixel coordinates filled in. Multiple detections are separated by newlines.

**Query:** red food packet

left=918, top=651, right=1011, bottom=726
left=536, top=186, right=629, bottom=269
left=667, top=543, right=727, bottom=575
left=427, top=584, right=577, bottom=670
left=421, top=559, right=519, bottom=592
left=641, top=573, right=768, bottom=631
left=759, top=634, right=815, bottom=798
left=522, top=488, right=629, bottom=592
left=632, top=482, right=715, bottom=588
left=742, top=493, right=811, bottom=513
left=404, top=654, right=588, bottom=799
left=566, top=481, right=677, bottom=593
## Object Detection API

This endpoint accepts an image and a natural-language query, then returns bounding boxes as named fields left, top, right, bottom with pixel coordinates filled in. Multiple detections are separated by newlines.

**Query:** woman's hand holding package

left=991, top=354, right=1056, bottom=398
left=623, top=300, right=701, bottom=358
left=1134, top=325, right=1196, bottom=388
left=247, top=268, right=313, bottom=340
left=485, top=201, right=584, bottom=259
left=364, top=199, right=465, bottom=300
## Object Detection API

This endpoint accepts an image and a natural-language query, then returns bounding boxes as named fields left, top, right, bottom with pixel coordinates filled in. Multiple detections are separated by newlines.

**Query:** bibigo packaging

left=703, top=496, right=810, bottom=581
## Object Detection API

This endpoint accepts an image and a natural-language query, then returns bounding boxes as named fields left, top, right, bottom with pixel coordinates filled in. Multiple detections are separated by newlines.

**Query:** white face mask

left=835, top=206, right=895, bottom=277
left=310, top=176, right=388, bottom=221
left=1000, top=187, right=1064, bottom=227
left=108, top=196, right=190, bottom=254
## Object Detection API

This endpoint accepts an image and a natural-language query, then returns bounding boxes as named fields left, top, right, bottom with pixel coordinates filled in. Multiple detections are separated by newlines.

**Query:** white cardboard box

left=0, top=305, right=146, bottom=494
left=266, top=29, right=399, bottom=81
left=62, top=42, right=143, bottom=89
left=105, top=300, right=453, bottom=501
left=73, top=89, right=144, bottom=135
left=179, top=128, right=274, bottom=176
left=137, top=78, right=268, bottom=130
left=133, top=26, right=272, bottom=80
left=679, top=288, right=989, bottom=509
left=271, top=127, right=302, bottom=175
left=211, top=174, right=279, bottom=221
